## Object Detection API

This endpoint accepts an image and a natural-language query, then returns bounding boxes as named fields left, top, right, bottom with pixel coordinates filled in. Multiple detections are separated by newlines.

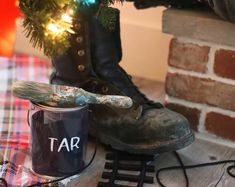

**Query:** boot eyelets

left=102, top=86, right=109, bottom=93
left=92, top=81, right=98, bottom=86
left=76, top=36, right=83, bottom=43
left=78, top=65, right=85, bottom=72
left=77, top=50, right=85, bottom=56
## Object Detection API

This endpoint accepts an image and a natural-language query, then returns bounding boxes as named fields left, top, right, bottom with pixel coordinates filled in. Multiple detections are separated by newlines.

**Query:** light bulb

left=47, top=23, right=60, bottom=33
left=62, top=13, right=73, bottom=23
left=68, top=8, right=75, bottom=15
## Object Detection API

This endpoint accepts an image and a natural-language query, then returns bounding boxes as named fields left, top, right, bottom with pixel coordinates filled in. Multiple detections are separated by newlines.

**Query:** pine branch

left=19, top=0, right=125, bottom=57
left=19, top=0, right=74, bottom=57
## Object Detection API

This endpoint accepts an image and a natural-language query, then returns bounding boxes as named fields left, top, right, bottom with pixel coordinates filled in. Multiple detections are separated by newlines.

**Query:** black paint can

left=29, top=102, right=89, bottom=178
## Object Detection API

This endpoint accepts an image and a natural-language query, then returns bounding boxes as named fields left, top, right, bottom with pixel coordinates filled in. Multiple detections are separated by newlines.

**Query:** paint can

left=28, top=102, right=89, bottom=178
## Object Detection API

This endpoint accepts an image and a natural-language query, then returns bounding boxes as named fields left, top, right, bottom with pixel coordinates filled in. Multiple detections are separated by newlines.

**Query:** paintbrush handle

left=75, top=91, right=133, bottom=108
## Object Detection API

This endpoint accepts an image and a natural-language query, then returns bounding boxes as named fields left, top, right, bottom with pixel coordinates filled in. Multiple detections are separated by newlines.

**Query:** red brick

left=168, top=39, right=210, bottom=73
left=205, top=112, right=235, bottom=141
left=166, top=103, right=200, bottom=131
left=214, top=49, right=235, bottom=80
left=166, top=73, right=235, bottom=111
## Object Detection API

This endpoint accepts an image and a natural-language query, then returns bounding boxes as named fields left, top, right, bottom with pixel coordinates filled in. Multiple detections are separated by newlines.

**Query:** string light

left=68, top=8, right=75, bottom=15
left=47, top=23, right=60, bottom=33
left=61, top=13, right=73, bottom=23
left=43, top=0, right=99, bottom=40
left=46, top=8, right=75, bottom=36
left=20, top=0, right=118, bottom=56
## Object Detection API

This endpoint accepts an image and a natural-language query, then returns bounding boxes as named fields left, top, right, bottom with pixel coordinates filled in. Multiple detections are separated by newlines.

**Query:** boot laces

left=119, top=67, right=163, bottom=109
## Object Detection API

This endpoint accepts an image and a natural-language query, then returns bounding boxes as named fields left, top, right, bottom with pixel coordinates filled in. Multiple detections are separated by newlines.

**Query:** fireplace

left=163, top=8, right=235, bottom=146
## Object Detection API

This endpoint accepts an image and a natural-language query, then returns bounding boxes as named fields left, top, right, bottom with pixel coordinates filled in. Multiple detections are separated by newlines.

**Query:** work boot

left=207, top=0, right=235, bottom=22
left=128, top=0, right=206, bottom=9
left=50, top=11, right=195, bottom=155
left=130, top=0, right=235, bottom=23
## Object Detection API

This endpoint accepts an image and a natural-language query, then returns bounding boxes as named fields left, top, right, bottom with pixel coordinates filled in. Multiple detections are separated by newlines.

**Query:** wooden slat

left=65, top=139, right=235, bottom=187
left=64, top=78, right=235, bottom=187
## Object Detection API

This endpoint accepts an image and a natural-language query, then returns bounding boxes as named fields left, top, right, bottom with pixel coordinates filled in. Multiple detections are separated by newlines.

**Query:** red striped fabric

left=0, top=54, right=51, bottom=186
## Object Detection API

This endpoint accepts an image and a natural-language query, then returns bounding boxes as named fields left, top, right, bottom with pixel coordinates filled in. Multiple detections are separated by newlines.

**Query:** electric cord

left=0, top=178, right=7, bottom=187
left=156, top=151, right=235, bottom=187
left=1, top=146, right=235, bottom=187
left=0, top=161, right=9, bottom=187
left=27, top=138, right=98, bottom=187
left=0, top=138, right=98, bottom=187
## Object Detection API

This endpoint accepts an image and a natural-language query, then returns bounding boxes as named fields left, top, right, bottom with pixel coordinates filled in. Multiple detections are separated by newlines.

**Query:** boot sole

left=98, top=130, right=195, bottom=155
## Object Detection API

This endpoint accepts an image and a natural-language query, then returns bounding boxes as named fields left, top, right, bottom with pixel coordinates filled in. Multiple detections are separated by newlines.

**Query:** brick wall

left=163, top=9, right=235, bottom=147
left=166, top=38, right=235, bottom=143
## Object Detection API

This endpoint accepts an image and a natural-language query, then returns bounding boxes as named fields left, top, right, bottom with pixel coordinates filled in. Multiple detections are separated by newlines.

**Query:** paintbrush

left=12, top=81, right=133, bottom=108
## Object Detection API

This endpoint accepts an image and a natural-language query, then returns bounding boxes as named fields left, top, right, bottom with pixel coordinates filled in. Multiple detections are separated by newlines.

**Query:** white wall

left=115, top=3, right=172, bottom=81
left=14, top=3, right=172, bottom=81
left=14, top=19, right=47, bottom=59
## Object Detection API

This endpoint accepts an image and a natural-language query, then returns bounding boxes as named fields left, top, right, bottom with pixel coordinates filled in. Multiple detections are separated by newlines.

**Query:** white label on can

left=49, top=137, right=80, bottom=152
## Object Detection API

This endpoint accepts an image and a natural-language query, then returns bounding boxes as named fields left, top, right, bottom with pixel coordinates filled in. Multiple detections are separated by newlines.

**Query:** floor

left=65, top=139, right=235, bottom=187
left=63, top=77, right=235, bottom=187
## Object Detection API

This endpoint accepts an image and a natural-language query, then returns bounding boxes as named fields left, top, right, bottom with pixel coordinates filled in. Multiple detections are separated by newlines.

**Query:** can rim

left=31, top=102, right=87, bottom=112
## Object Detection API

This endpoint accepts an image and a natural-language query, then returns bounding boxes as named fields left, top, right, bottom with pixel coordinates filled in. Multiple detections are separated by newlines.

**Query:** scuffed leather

left=89, top=106, right=191, bottom=144
left=129, top=0, right=235, bottom=23
left=50, top=10, right=194, bottom=154
left=127, top=0, right=205, bottom=9
left=209, top=0, right=235, bottom=22
left=89, top=12, right=163, bottom=110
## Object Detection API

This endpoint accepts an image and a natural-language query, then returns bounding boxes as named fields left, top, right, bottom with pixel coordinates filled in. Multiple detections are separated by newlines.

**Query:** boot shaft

left=51, top=9, right=163, bottom=109
left=89, top=11, right=122, bottom=73
left=51, top=15, right=93, bottom=83
left=51, top=10, right=122, bottom=84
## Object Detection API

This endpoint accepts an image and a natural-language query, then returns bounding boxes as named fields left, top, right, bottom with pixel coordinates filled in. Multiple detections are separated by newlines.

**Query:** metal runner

left=98, top=150, right=155, bottom=187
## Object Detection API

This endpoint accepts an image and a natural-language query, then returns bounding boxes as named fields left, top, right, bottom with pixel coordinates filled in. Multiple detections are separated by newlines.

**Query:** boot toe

left=145, top=108, right=193, bottom=140
left=91, top=107, right=195, bottom=154
left=137, top=108, right=195, bottom=153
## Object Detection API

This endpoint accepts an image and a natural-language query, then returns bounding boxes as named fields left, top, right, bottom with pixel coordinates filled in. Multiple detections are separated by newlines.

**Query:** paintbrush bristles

left=12, top=81, right=55, bottom=103
left=12, top=81, right=81, bottom=107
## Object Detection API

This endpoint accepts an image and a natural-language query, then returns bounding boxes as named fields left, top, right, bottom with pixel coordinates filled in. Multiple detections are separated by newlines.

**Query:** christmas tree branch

left=19, top=0, right=124, bottom=57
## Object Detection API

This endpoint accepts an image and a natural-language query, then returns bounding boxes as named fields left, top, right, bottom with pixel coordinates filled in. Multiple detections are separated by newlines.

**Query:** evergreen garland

left=19, top=0, right=124, bottom=57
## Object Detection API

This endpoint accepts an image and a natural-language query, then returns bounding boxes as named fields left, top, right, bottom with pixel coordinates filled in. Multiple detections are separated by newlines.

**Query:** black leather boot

left=128, top=0, right=206, bottom=9
left=51, top=11, right=195, bottom=155
left=130, top=0, right=235, bottom=23
left=207, top=0, right=235, bottom=22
